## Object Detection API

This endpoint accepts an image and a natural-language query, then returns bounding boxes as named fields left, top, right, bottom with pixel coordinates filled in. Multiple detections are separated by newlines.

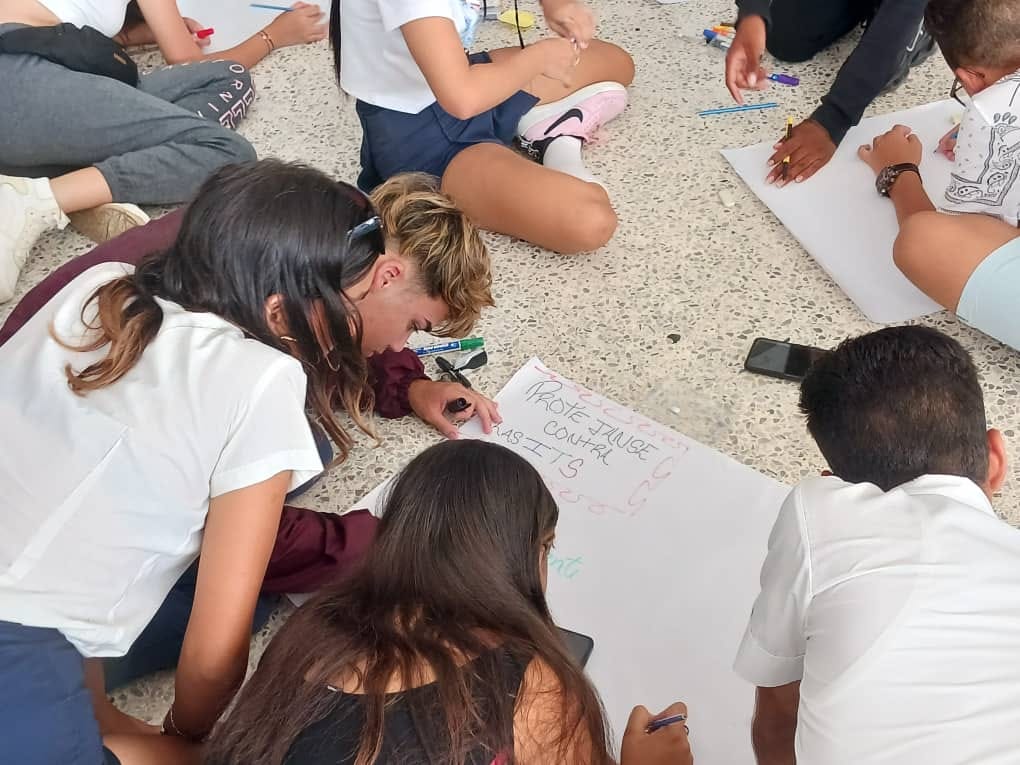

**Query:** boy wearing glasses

left=858, top=0, right=1020, bottom=351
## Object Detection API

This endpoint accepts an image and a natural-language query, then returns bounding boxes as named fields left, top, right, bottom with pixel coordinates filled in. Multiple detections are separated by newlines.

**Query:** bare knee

left=590, top=39, right=635, bottom=87
left=558, top=192, right=617, bottom=254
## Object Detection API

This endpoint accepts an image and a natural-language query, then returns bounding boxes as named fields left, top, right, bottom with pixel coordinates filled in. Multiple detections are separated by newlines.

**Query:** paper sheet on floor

left=175, top=0, right=325, bottom=53
left=722, top=100, right=963, bottom=323
left=301, top=358, right=787, bottom=762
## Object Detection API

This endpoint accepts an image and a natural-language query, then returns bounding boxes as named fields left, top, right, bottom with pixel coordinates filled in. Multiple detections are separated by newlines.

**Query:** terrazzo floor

left=5, top=0, right=1020, bottom=726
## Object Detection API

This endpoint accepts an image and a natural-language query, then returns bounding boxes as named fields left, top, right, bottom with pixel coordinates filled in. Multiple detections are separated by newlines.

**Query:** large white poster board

left=339, top=359, right=788, bottom=761
left=722, top=101, right=962, bottom=323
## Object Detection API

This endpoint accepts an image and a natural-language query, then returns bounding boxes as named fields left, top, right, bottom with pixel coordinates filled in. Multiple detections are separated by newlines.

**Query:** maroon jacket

left=0, top=210, right=428, bottom=593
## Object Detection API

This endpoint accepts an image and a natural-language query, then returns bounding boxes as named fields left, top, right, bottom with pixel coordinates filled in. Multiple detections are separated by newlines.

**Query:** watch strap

left=877, top=162, right=921, bottom=197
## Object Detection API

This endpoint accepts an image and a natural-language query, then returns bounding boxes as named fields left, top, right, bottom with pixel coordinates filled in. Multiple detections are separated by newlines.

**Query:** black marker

left=445, top=397, right=471, bottom=414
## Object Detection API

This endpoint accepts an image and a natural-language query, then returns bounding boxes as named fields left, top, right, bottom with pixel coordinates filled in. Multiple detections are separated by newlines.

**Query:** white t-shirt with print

left=0, top=263, right=324, bottom=657
left=339, top=0, right=474, bottom=114
left=734, top=474, right=1020, bottom=764
left=37, top=0, right=130, bottom=38
left=943, top=71, right=1020, bottom=227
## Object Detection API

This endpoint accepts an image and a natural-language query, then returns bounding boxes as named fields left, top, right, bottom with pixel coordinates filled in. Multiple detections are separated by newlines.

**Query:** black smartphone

left=744, top=337, right=829, bottom=382
left=557, top=626, right=595, bottom=667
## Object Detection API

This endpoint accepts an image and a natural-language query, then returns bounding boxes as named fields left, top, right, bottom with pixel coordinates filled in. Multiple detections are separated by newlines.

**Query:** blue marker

left=646, top=713, right=688, bottom=734
left=250, top=3, right=292, bottom=11
left=698, top=102, right=779, bottom=117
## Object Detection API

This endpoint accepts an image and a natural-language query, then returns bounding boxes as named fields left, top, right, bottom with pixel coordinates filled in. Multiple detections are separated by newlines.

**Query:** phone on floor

left=557, top=627, right=595, bottom=667
left=744, top=337, right=829, bottom=382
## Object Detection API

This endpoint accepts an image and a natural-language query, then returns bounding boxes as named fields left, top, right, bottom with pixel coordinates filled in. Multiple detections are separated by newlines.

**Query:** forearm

left=451, top=47, right=547, bottom=118
left=204, top=33, right=274, bottom=69
left=889, top=172, right=935, bottom=225
left=169, top=650, right=248, bottom=737
left=813, top=0, right=928, bottom=143
left=752, top=721, right=797, bottom=765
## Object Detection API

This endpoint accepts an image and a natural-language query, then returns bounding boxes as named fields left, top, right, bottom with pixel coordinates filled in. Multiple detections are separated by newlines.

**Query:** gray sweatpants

left=0, top=23, right=257, bottom=205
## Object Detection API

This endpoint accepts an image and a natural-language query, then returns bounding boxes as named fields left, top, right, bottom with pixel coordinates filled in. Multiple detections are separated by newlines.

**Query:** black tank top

left=283, top=649, right=529, bottom=765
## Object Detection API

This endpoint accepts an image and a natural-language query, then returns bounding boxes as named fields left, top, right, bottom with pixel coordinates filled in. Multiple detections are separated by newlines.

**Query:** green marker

left=413, top=337, right=485, bottom=356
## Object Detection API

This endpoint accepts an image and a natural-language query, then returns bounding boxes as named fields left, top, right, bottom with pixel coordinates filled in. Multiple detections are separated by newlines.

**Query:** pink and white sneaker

left=517, top=81, right=628, bottom=158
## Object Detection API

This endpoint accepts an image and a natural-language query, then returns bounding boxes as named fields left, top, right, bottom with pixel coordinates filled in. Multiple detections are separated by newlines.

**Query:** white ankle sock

left=541, top=136, right=605, bottom=189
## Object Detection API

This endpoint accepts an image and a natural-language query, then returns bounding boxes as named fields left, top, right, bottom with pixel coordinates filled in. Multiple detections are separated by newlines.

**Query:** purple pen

left=768, top=73, right=800, bottom=86
left=646, top=712, right=688, bottom=734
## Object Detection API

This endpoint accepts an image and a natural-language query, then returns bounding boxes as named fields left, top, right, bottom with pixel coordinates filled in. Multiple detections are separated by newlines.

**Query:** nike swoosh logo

left=544, top=108, right=584, bottom=136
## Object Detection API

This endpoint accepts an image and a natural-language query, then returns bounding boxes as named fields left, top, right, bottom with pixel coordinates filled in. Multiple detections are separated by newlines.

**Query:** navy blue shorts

left=355, top=51, right=539, bottom=191
left=0, top=621, right=121, bottom=765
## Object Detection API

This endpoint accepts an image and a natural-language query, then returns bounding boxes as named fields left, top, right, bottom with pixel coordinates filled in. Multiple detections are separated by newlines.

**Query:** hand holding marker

left=703, top=31, right=799, bottom=86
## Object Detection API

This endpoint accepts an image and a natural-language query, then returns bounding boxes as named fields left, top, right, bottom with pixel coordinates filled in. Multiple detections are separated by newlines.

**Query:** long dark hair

left=207, top=440, right=612, bottom=764
left=329, top=0, right=342, bottom=82
left=56, top=159, right=381, bottom=461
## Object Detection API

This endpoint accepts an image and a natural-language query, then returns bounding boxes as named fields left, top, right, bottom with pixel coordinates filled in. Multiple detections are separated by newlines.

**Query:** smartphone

left=557, top=626, right=595, bottom=667
left=744, top=337, right=829, bottom=382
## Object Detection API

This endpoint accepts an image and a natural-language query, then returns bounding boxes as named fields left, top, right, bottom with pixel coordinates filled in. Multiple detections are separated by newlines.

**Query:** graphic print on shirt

left=946, top=74, right=1020, bottom=210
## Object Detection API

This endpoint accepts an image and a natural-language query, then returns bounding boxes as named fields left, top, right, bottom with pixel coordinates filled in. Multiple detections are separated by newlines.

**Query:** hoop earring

left=325, top=348, right=342, bottom=372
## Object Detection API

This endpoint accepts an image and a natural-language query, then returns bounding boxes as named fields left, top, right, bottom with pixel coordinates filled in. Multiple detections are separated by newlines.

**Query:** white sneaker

left=0, top=176, right=69, bottom=304
left=69, top=202, right=149, bottom=244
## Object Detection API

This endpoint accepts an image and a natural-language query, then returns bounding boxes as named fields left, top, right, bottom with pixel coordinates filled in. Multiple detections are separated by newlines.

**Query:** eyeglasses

left=950, top=77, right=971, bottom=108
left=346, top=215, right=381, bottom=245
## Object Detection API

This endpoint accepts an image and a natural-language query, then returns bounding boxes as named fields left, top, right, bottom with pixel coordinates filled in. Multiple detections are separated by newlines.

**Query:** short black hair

left=800, top=326, right=988, bottom=491
left=925, top=0, right=1020, bottom=69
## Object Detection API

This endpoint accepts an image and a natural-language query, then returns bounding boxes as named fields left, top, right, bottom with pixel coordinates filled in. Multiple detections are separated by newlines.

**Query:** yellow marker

left=782, top=117, right=793, bottom=180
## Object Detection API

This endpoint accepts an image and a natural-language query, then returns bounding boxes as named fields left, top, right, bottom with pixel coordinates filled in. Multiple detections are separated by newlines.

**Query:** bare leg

left=48, top=168, right=114, bottom=214
left=894, top=211, right=1020, bottom=311
left=104, top=734, right=203, bottom=765
left=489, top=39, right=635, bottom=103
left=442, top=142, right=616, bottom=254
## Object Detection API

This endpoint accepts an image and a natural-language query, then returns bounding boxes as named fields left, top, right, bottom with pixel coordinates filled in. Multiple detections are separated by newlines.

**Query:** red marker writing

left=195, top=27, right=215, bottom=39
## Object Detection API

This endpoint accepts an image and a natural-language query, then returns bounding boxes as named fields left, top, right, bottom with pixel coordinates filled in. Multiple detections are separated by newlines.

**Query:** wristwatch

left=876, top=163, right=921, bottom=197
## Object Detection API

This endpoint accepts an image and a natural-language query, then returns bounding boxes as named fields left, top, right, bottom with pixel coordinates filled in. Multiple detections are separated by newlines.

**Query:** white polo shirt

left=338, top=0, right=469, bottom=113
left=735, top=474, right=1020, bottom=764
left=0, top=264, right=324, bottom=657
left=37, top=0, right=131, bottom=38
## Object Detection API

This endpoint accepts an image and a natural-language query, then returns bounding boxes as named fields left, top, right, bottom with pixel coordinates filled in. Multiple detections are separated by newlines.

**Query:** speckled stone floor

left=4, top=0, right=1019, bottom=725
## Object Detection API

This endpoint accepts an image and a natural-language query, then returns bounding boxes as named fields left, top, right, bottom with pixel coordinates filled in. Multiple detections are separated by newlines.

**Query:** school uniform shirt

left=37, top=0, right=131, bottom=38
left=734, top=474, right=1020, bottom=764
left=943, top=70, right=1020, bottom=227
left=338, top=0, right=478, bottom=113
left=0, top=263, right=324, bottom=657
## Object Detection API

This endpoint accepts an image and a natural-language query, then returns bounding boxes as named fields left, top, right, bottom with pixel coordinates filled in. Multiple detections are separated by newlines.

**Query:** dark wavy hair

left=55, top=159, right=382, bottom=461
left=207, top=440, right=612, bottom=765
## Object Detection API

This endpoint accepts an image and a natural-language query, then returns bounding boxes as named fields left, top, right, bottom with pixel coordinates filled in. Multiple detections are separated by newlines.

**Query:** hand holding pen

left=620, top=702, right=693, bottom=765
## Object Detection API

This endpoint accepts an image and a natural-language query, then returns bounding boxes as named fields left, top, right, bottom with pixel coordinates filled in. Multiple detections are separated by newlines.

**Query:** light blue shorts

left=957, top=236, right=1020, bottom=351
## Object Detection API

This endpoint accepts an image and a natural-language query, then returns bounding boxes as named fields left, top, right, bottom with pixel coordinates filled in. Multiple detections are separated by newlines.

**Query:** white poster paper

left=722, top=101, right=962, bottom=323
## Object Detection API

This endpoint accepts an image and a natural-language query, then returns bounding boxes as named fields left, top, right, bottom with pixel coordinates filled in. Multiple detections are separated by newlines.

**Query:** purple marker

left=768, top=73, right=800, bottom=86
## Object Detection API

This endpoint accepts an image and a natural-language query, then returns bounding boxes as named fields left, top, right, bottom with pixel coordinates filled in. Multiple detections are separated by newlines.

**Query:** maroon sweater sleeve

left=261, top=506, right=379, bottom=593
left=369, top=348, right=429, bottom=419
left=0, top=210, right=185, bottom=347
